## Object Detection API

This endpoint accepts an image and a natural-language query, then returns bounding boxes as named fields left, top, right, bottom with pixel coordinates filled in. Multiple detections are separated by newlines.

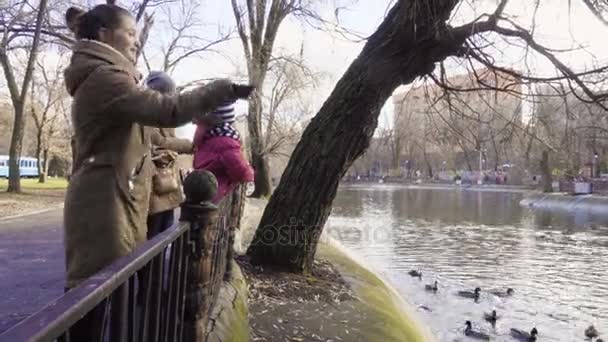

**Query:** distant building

left=391, top=68, right=523, bottom=174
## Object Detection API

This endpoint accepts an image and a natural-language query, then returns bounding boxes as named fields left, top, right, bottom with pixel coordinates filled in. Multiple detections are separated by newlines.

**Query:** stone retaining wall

left=558, top=179, right=608, bottom=195
left=520, top=192, right=608, bottom=214
left=204, top=260, right=249, bottom=342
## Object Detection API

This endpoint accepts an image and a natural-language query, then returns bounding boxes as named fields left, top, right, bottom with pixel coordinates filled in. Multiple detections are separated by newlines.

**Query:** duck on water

left=511, top=327, right=539, bottom=342
left=425, top=280, right=438, bottom=292
left=483, top=310, right=498, bottom=324
left=585, top=325, right=599, bottom=339
left=490, top=287, right=514, bottom=297
left=457, top=287, right=481, bottom=300
left=408, top=270, right=422, bottom=279
left=464, top=321, right=490, bottom=341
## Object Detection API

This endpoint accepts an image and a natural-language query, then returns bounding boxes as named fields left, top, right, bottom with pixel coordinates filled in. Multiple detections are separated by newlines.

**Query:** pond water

left=327, top=184, right=608, bottom=341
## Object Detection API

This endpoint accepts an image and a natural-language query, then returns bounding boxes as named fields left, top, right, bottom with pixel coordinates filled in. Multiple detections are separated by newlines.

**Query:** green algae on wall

left=317, top=242, right=434, bottom=342
left=205, top=261, right=250, bottom=342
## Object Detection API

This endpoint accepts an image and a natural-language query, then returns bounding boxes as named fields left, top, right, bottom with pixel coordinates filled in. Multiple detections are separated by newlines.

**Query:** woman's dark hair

left=65, top=4, right=132, bottom=40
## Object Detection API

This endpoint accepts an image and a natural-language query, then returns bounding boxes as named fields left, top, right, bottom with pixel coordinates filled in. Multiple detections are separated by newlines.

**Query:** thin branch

left=581, top=0, right=608, bottom=26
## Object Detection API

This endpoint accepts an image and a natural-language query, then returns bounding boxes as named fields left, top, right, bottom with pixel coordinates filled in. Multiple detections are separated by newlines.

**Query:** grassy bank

left=239, top=197, right=432, bottom=341
left=0, top=178, right=67, bottom=218
left=317, top=241, right=433, bottom=341
left=241, top=239, right=432, bottom=342
left=0, top=178, right=68, bottom=191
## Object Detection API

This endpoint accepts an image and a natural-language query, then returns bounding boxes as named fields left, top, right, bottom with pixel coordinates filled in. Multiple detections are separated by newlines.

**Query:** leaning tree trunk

left=540, top=149, right=553, bottom=193
left=248, top=92, right=272, bottom=198
left=247, top=0, right=464, bottom=273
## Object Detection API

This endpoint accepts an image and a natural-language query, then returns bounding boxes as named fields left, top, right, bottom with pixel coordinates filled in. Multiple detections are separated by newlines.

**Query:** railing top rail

left=0, top=221, right=189, bottom=342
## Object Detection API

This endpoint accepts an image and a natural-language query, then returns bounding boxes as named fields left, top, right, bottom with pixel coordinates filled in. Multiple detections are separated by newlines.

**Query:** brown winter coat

left=63, top=40, right=235, bottom=288
left=148, top=128, right=192, bottom=214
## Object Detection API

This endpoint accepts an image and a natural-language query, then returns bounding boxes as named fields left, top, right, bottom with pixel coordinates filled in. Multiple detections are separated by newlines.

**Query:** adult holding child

left=62, top=2, right=253, bottom=294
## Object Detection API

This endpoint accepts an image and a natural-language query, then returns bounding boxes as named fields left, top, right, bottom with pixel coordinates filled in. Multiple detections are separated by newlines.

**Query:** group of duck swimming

left=408, top=270, right=603, bottom=341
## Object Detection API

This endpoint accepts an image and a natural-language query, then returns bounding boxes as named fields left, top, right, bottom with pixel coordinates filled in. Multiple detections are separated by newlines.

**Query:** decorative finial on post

left=181, top=170, right=219, bottom=340
left=182, top=170, right=218, bottom=207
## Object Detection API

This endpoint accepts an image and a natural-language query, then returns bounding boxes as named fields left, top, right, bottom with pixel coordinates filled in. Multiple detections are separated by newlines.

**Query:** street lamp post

left=593, top=153, right=599, bottom=178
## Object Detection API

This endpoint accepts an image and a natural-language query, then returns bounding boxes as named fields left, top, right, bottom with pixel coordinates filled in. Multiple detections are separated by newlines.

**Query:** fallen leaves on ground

left=238, top=256, right=363, bottom=342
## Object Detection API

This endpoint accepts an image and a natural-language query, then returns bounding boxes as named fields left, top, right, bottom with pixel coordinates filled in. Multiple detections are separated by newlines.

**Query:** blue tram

left=0, top=155, right=39, bottom=178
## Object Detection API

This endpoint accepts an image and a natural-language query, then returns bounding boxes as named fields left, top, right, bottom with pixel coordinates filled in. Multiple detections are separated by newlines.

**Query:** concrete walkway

left=0, top=209, right=65, bottom=334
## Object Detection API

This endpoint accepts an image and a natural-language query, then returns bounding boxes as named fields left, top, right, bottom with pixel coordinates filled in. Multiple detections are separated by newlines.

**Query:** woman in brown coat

left=63, top=4, right=249, bottom=290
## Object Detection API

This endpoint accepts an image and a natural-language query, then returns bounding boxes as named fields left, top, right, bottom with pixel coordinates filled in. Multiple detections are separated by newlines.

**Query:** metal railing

left=0, top=221, right=191, bottom=342
left=0, top=174, right=241, bottom=342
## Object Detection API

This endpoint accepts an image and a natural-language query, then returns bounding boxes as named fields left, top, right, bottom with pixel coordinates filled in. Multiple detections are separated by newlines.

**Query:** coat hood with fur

left=64, top=39, right=140, bottom=96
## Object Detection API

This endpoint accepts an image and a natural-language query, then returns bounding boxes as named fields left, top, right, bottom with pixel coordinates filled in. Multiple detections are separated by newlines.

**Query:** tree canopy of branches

left=140, top=0, right=232, bottom=75
left=230, top=0, right=324, bottom=198
left=0, top=0, right=49, bottom=193
left=29, top=58, right=70, bottom=183
left=246, top=0, right=608, bottom=273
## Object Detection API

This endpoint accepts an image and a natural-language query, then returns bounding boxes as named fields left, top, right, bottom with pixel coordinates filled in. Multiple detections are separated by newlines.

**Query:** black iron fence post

left=180, top=170, right=219, bottom=342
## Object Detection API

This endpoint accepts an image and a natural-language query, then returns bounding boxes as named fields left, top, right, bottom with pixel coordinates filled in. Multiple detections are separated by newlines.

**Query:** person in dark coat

left=144, top=71, right=194, bottom=237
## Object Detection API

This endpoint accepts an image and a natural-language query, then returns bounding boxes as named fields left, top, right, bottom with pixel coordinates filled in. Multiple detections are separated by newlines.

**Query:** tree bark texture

left=248, top=94, right=272, bottom=198
left=39, top=148, right=49, bottom=183
left=247, top=0, right=464, bottom=273
left=36, top=126, right=44, bottom=183
left=541, top=149, right=553, bottom=193
left=7, top=100, right=26, bottom=191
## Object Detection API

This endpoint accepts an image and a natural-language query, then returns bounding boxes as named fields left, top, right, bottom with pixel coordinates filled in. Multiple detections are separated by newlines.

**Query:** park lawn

left=0, top=178, right=68, bottom=218
left=0, top=178, right=68, bottom=191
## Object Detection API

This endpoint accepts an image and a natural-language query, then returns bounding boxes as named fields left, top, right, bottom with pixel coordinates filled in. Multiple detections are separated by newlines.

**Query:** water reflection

left=328, top=185, right=608, bottom=341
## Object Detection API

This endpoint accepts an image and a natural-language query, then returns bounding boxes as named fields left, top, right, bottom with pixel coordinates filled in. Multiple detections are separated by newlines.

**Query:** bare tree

left=247, top=0, right=608, bottom=273
left=261, top=50, right=319, bottom=158
left=140, top=0, right=232, bottom=75
left=0, top=0, right=49, bottom=192
left=582, top=0, right=608, bottom=25
left=29, top=58, right=67, bottom=183
left=230, top=0, right=326, bottom=198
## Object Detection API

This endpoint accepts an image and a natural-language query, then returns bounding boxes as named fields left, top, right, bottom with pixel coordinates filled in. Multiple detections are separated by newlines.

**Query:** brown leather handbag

left=152, top=148, right=179, bottom=195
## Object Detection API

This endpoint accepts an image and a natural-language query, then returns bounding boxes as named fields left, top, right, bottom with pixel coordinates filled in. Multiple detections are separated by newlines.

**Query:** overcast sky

left=137, top=0, right=608, bottom=138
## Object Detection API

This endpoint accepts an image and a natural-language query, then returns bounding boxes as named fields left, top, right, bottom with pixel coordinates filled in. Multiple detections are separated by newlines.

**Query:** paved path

left=0, top=209, right=65, bottom=334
